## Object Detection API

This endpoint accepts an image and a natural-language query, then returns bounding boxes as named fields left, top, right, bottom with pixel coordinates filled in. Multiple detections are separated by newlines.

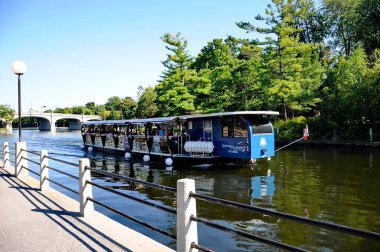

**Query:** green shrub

left=274, top=116, right=337, bottom=140
left=306, top=117, right=337, bottom=140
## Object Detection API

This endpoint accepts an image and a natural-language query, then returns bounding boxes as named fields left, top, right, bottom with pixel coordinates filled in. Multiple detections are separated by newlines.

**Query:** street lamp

left=12, top=61, right=27, bottom=142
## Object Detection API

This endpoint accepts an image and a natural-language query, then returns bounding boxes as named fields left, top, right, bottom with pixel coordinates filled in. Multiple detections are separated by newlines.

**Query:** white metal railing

left=1, top=141, right=212, bottom=252
left=2, top=141, right=379, bottom=252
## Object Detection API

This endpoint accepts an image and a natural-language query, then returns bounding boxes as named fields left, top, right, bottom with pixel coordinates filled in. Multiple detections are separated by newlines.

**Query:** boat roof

left=183, top=111, right=279, bottom=119
left=84, top=120, right=129, bottom=125
left=83, top=111, right=279, bottom=125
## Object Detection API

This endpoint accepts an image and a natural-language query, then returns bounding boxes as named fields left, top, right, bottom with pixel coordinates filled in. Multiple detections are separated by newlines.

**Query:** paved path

left=0, top=163, right=174, bottom=252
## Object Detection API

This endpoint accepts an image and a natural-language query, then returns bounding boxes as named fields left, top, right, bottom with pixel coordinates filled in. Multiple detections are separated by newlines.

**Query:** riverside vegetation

left=1, top=0, right=379, bottom=141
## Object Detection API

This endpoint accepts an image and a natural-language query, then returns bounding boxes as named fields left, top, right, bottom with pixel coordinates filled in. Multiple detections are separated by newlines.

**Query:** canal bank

left=276, top=139, right=380, bottom=148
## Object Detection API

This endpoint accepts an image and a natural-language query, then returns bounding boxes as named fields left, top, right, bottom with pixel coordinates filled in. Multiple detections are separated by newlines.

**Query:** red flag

left=303, top=124, right=309, bottom=140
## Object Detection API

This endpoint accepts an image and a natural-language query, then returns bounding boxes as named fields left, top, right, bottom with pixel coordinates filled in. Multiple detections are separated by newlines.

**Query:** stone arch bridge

left=0, top=112, right=101, bottom=132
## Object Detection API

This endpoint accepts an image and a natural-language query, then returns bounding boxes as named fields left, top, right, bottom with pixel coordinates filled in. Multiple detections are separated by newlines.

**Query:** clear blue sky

left=1, top=0, right=270, bottom=112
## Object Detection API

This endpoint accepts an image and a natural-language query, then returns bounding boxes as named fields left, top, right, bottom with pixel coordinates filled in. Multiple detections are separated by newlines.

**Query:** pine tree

left=156, top=33, right=195, bottom=116
left=160, top=33, right=193, bottom=86
left=237, top=0, right=324, bottom=119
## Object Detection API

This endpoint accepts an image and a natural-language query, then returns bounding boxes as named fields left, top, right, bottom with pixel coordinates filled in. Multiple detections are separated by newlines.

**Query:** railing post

left=177, top=179, right=198, bottom=252
left=40, top=150, right=49, bottom=191
left=15, top=141, right=28, bottom=177
left=79, top=158, right=94, bottom=217
left=3, top=142, right=10, bottom=168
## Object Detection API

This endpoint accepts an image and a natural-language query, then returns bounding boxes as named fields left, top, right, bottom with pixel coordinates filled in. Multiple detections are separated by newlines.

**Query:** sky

left=0, top=0, right=270, bottom=112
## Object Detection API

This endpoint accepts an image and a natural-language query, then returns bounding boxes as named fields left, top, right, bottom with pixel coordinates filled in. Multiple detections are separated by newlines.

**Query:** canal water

left=1, top=130, right=379, bottom=251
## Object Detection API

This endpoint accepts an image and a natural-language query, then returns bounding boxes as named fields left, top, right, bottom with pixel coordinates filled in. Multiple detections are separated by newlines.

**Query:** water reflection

left=251, top=169, right=275, bottom=205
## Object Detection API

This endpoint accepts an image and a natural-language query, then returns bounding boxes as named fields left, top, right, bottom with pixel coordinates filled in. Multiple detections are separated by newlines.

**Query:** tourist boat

left=81, top=111, right=279, bottom=166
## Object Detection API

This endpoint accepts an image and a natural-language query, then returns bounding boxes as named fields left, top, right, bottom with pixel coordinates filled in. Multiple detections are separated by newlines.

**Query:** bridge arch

left=12, top=116, right=53, bottom=131
left=2, top=112, right=101, bottom=132
left=54, top=117, right=82, bottom=130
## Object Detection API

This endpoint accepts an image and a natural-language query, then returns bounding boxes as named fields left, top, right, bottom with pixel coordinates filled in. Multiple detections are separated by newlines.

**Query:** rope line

left=275, top=137, right=304, bottom=152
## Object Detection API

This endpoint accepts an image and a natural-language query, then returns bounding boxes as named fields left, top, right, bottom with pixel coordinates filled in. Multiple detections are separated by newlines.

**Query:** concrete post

left=15, top=141, right=28, bottom=177
left=79, top=158, right=94, bottom=217
left=3, top=142, right=10, bottom=168
left=369, top=128, right=373, bottom=142
left=40, top=150, right=49, bottom=191
left=177, top=179, right=198, bottom=252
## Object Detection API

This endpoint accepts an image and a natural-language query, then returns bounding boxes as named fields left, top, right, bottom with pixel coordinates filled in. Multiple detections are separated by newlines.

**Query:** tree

left=121, top=96, right=137, bottom=119
left=156, top=33, right=195, bottom=116
left=54, top=107, right=72, bottom=114
left=322, top=47, right=380, bottom=139
left=294, top=0, right=328, bottom=44
left=136, top=86, right=159, bottom=118
left=71, top=106, right=92, bottom=115
left=85, top=102, right=96, bottom=114
left=231, top=56, right=267, bottom=111
left=201, top=65, right=235, bottom=112
left=155, top=73, right=195, bottom=116
left=237, top=0, right=324, bottom=119
left=192, top=39, right=235, bottom=71
left=0, top=105, right=15, bottom=125
left=355, top=0, right=380, bottom=55
left=93, top=104, right=110, bottom=120
left=161, top=33, right=193, bottom=86
left=105, top=96, right=122, bottom=111
left=185, top=69, right=212, bottom=113
left=322, top=0, right=360, bottom=57
left=192, top=38, right=245, bottom=112
left=322, top=0, right=380, bottom=57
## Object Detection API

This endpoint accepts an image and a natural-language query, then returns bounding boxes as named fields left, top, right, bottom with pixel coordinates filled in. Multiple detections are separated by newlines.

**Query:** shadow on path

left=0, top=167, right=131, bottom=252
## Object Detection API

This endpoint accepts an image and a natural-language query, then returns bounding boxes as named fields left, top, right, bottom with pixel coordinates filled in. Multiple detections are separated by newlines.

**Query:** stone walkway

left=0, top=163, right=174, bottom=252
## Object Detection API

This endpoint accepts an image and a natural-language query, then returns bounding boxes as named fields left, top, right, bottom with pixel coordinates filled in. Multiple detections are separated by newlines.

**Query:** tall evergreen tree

left=160, top=33, right=193, bottom=86
left=237, top=0, right=324, bottom=119
left=156, top=33, right=195, bottom=116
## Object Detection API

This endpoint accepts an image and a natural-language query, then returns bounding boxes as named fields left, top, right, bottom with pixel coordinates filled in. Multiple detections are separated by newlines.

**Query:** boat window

left=129, top=124, right=145, bottom=136
left=249, top=116, right=272, bottom=134
left=234, top=117, right=247, bottom=137
left=105, top=125, right=113, bottom=133
left=222, top=116, right=248, bottom=138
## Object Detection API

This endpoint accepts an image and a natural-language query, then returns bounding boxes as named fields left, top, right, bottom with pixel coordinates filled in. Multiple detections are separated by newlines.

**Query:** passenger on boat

left=152, top=128, right=158, bottom=136
left=159, top=129, right=166, bottom=136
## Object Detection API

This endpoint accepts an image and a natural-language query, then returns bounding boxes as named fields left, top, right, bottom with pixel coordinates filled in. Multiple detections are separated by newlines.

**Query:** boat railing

left=2, top=141, right=379, bottom=252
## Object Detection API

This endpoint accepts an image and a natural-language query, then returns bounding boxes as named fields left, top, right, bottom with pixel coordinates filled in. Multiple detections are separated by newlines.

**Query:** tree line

left=2, top=0, right=379, bottom=140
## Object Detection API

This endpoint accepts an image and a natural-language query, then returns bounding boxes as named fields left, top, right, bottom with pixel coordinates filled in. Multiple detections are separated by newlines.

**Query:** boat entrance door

left=203, top=119, right=213, bottom=142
